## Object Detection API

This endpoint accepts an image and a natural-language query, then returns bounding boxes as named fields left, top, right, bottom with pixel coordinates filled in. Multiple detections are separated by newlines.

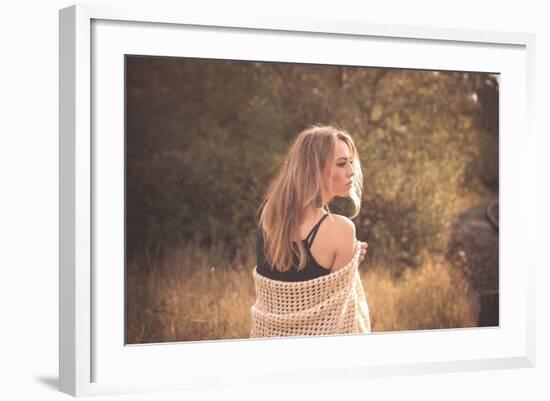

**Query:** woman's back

left=256, top=210, right=357, bottom=282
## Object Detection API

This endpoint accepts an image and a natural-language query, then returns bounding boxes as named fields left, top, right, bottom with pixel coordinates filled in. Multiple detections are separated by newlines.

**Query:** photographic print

left=124, top=55, right=499, bottom=344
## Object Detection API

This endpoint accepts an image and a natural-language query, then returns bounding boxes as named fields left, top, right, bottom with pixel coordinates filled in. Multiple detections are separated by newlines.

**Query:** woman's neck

left=304, top=206, right=327, bottom=221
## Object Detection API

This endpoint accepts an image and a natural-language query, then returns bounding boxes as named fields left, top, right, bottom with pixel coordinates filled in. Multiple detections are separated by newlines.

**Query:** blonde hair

left=256, top=124, right=363, bottom=273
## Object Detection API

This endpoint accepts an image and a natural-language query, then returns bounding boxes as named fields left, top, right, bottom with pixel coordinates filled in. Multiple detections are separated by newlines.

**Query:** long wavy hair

left=256, top=124, right=363, bottom=272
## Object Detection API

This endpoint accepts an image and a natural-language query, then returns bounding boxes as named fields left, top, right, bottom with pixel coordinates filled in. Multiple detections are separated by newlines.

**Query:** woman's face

left=328, top=139, right=355, bottom=198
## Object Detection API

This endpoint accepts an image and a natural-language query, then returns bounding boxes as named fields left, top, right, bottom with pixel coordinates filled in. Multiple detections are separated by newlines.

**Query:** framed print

left=59, top=3, right=536, bottom=397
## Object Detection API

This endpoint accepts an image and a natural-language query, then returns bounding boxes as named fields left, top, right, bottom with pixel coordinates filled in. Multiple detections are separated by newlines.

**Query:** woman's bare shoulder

left=323, top=214, right=356, bottom=248
left=324, top=214, right=357, bottom=271
left=325, top=213, right=356, bottom=234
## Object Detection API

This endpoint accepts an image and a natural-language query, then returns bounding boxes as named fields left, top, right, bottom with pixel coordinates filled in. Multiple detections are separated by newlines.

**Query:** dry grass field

left=126, top=234, right=480, bottom=344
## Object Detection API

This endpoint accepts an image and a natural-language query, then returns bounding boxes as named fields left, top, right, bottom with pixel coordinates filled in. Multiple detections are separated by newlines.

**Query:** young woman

left=250, top=124, right=371, bottom=338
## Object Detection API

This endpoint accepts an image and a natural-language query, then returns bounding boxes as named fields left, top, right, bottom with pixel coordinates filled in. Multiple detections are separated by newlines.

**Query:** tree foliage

left=126, top=56, right=498, bottom=270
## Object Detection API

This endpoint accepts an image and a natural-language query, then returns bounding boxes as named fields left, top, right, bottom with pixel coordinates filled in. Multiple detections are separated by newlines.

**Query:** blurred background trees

left=126, top=56, right=498, bottom=275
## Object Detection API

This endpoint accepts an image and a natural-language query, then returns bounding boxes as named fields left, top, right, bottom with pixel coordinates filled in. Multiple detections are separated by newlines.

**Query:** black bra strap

left=305, top=213, right=329, bottom=248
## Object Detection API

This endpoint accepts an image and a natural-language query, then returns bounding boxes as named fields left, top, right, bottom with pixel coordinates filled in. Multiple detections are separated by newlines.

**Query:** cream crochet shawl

left=250, top=240, right=371, bottom=338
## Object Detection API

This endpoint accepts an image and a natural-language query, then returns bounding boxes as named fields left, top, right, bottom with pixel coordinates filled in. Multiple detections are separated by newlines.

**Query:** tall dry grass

left=126, top=237, right=480, bottom=344
left=362, top=251, right=479, bottom=332
left=126, top=236, right=257, bottom=343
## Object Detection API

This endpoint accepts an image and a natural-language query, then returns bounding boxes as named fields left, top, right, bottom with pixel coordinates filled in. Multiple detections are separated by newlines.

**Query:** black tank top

left=256, top=213, right=331, bottom=282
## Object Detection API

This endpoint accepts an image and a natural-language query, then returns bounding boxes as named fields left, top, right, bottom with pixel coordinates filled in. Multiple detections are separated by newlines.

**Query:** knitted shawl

left=250, top=241, right=371, bottom=338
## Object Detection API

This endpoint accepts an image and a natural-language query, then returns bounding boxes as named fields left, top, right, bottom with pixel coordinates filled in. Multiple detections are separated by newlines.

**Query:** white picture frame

left=59, top=3, right=536, bottom=397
